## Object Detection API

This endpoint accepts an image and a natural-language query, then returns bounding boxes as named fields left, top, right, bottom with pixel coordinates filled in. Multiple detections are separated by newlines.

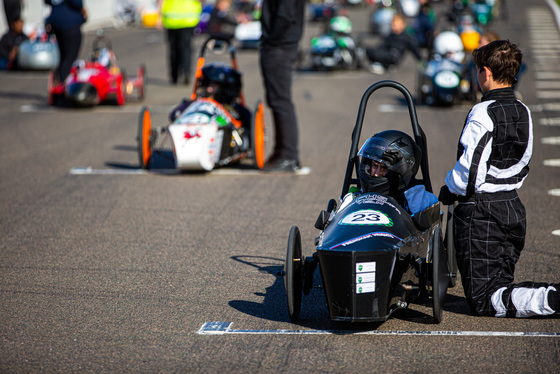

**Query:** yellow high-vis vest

left=161, top=0, right=202, bottom=29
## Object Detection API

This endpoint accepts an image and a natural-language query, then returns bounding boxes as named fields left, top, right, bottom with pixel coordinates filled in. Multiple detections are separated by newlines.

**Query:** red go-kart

left=48, top=31, right=145, bottom=107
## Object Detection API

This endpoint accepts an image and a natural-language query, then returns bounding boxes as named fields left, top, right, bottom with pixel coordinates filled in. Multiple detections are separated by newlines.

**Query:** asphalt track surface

left=1, top=0, right=560, bottom=372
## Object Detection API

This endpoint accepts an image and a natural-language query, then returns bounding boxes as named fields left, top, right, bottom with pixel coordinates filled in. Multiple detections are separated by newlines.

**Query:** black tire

left=284, top=225, right=304, bottom=322
left=431, top=225, right=449, bottom=324
left=446, top=204, right=458, bottom=287
left=137, top=106, right=152, bottom=169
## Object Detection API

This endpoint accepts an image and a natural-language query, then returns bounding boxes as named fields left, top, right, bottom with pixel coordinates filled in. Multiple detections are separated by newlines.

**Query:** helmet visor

left=358, top=136, right=394, bottom=165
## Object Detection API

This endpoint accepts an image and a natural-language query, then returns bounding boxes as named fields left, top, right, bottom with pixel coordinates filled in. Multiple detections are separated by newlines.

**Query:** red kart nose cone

left=65, top=82, right=99, bottom=107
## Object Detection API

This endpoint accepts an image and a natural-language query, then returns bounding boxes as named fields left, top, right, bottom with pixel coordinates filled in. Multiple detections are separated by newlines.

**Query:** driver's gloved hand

left=382, top=150, right=412, bottom=180
left=438, top=185, right=458, bottom=205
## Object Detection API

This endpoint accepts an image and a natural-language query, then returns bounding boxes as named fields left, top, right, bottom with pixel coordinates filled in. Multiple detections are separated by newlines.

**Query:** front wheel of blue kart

left=284, top=225, right=304, bottom=322
left=431, top=225, right=449, bottom=323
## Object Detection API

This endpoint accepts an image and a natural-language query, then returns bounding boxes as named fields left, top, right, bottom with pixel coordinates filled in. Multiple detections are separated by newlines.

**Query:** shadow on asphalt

left=228, top=255, right=470, bottom=332
left=0, top=89, right=46, bottom=103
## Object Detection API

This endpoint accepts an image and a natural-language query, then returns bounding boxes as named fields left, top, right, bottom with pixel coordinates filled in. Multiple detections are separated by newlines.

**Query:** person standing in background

left=158, top=0, right=202, bottom=85
left=259, top=0, right=305, bottom=172
left=44, top=0, right=87, bottom=82
left=3, top=0, right=23, bottom=27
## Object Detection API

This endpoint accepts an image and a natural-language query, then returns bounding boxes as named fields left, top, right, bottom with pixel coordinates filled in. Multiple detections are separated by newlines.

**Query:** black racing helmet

left=198, top=63, right=242, bottom=104
left=357, top=130, right=422, bottom=195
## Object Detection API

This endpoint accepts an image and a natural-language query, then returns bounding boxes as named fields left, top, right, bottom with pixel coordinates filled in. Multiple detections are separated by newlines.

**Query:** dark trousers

left=454, top=191, right=526, bottom=315
left=259, top=44, right=299, bottom=161
left=365, top=47, right=400, bottom=68
left=3, top=0, right=21, bottom=25
left=166, top=27, right=194, bottom=83
left=53, top=25, right=82, bottom=82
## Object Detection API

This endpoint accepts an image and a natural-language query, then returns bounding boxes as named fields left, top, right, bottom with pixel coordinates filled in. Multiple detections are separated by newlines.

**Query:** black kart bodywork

left=284, top=80, right=457, bottom=324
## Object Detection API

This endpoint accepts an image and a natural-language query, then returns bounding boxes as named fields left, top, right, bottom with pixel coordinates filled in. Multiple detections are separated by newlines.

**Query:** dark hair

left=472, top=39, right=522, bottom=85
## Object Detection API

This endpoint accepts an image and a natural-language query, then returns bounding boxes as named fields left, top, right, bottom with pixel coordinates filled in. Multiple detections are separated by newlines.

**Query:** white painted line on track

left=530, top=39, right=560, bottom=43
left=553, top=230, right=560, bottom=237
left=70, top=167, right=177, bottom=175
left=549, top=189, right=560, bottom=196
left=541, top=118, right=560, bottom=126
left=531, top=103, right=560, bottom=112
left=537, top=91, right=560, bottom=99
left=213, top=166, right=312, bottom=175
left=533, top=56, right=560, bottom=61
left=530, top=29, right=559, bottom=33
left=535, top=72, right=560, bottom=80
left=531, top=44, right=560, bottom=49
left=21, top=104, right=174, bottom=114
left=531, top=43, right=560, bottom=48
left=532, top=51, right=560, bottom=57
left=535, top=81, right=560, bottom=89
left=70, top=166, right=312, bottom=176
left=542, top=137, right=560, bottom=145
left=198, top=322, right=560, bottom=337
left=544, top=159, right=560, bottom=167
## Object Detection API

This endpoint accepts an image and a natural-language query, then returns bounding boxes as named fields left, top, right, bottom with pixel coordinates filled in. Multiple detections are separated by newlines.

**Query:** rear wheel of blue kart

left=285, top=225, right=304, bottom=322
left=431, top=225, right=449, bottom=323
left=446, top=205, right=458, bottom=287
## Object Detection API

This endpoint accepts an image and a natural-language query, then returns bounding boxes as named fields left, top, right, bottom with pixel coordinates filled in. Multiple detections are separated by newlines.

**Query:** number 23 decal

left=339, top=210, right=393, bottom=226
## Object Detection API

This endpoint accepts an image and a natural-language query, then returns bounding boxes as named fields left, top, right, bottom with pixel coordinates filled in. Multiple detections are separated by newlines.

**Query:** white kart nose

left=168, top=122, right=222, bottom=171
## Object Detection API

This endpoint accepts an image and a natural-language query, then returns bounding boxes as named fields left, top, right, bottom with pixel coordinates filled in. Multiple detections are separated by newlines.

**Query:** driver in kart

left=90, top=47, right=113, bottom=67
left=337, top=130, right=437, bottom=215
left=168, top=62, right=250, bottom=129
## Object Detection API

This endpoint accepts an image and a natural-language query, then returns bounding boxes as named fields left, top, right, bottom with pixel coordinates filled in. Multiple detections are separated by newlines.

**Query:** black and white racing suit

left=445, top=87, right=559, bottom=317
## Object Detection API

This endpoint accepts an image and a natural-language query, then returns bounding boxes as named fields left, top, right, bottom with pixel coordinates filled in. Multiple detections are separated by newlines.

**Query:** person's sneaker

left=263, top=158, right=301, bottom=172
left=369, top=62, right=385, bottom=75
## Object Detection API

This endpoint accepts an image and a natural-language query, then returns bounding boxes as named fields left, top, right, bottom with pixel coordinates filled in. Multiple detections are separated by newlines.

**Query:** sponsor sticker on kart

left=356, top=272, right=375, bottom=284
left=339, top=210, right=393, bottom=226
left=355, top=194, right=402, bottom=215
left=356, top=262, right=375, bottom=294
left=356, top=261, right=376, bottom=273
left=356, top=283, right=375, bottom=294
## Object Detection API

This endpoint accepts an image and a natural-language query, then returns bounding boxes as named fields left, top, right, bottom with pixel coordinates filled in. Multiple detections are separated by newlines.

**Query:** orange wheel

left=251, top=100, right=266, bottom=169
left=137, top=106, right=153, bottom=169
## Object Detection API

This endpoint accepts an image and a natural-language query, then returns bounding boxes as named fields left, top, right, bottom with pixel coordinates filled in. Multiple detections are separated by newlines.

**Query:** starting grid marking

left=542, top=137, right=560, bottom=145
left=529, top=6, right=560, bottom=127
left=198, top=322, right=560, bottom=337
